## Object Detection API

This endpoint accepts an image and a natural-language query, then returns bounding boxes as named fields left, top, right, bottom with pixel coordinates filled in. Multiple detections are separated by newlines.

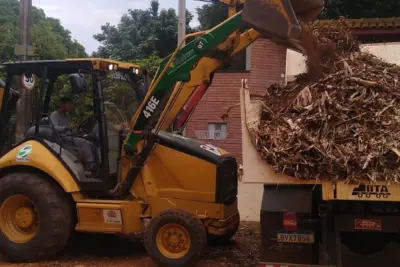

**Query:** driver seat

left=25, top=116, right=84, bottom=162
left=25, top=125, right=83, bottom=160
left=25, top=125, right=61, bottom=145
left=25, top=124, right=101, bottom=177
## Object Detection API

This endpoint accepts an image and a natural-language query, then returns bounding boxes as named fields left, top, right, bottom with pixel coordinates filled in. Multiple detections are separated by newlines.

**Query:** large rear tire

left=0, top=172, right=74, bottom=262
left=144, top=209, right=207, bottom=267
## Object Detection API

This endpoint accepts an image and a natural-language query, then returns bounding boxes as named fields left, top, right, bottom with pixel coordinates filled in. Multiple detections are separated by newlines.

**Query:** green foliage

left=0, top=0, right=87, bottom=61
left=133, top=56, right=162, bottom=77
left=0, top=24, right=18, bottom=60
left=196, top=2, right=228, bottom=30
left=32, top=21, right=68, bottom=59
left=320, top=0, right=400, bottom=19
left=197, top=1, right=400, bottom=27
left=46, top=75, right=93, bottom=125
left=0, top=0, right=19, bottom=25
left=93, top=0, right=194, bottom=60
left=48, top=74, right=141, bottom=125
left=195, top=2, right=246, bottom=71
left=102, top=78, right=139, bottom=120
left=0, top=0, right=88, bottom=128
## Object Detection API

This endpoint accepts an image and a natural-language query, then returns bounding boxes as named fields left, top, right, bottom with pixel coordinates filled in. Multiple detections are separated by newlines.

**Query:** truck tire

left=144, top=209, right=207, bottom=267
left=207, top=213, right=240, bottom=245
left=0, top=172, right=74, bottom=262
left=342, top=232, right=390, bottom=255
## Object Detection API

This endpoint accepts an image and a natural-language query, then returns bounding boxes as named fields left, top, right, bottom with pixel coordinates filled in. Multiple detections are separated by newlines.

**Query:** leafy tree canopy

left=0, top=0, right=87, bottom=139
left=196, top=2, right=227, bottom=30
left=195, top=0, right=400, bottom=29
left=0, top=0, right=87, bottom=61
left=133, top=56, right=162, bottom=77
left=93, top=0, right=194, bottom=60
left=320, top=0, right=400, bottom=19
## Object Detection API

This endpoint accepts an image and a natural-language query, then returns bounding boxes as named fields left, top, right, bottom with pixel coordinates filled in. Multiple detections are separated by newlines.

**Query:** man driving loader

left=50, top=96, right=97, bottom=177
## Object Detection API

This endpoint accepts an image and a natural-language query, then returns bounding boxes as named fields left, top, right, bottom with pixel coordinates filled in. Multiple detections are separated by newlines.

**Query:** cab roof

left=67, top=58, right=140, bottom=70
left=1, top=58, right=141, bottom=78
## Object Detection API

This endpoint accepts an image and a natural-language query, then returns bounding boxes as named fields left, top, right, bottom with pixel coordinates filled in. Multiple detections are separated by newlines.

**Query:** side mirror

left=136, top=69, right=151, bottom=100
left=69, top=73, right=87, bottom=94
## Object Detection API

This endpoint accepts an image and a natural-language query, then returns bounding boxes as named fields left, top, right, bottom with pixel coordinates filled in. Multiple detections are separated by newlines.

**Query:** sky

left=33, top=0, right=205, bottom=54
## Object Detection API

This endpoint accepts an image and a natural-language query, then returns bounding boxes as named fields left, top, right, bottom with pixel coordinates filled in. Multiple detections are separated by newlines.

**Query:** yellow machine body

left=0, top=141, right=80, bottom=194
left=0, top=139, right=238, bottom=236
left=66, top=58, right=142, bottom=73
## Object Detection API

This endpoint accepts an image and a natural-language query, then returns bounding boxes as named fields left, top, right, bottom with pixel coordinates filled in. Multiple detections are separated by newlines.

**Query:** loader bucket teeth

left=242, top=0, right=324, bottom=51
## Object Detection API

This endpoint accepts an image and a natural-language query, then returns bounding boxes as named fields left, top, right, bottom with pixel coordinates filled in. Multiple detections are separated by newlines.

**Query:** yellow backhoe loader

left=0, top=1, right=323, bottom=266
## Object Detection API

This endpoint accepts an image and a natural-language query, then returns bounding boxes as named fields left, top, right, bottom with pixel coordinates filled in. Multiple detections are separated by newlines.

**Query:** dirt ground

left=0, top=222, right=260, bottom=267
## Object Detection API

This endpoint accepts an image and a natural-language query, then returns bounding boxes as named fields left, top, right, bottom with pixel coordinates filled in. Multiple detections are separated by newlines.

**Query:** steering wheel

left=77, top=115, right=97, bottom=135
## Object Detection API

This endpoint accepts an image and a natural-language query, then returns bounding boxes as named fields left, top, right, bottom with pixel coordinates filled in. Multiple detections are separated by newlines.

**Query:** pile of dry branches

left=257, top=21, right=400, bottom=182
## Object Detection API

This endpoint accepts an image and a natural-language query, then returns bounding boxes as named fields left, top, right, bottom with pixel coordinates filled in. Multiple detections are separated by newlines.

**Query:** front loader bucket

left=242, top=0, right=324, bottom=51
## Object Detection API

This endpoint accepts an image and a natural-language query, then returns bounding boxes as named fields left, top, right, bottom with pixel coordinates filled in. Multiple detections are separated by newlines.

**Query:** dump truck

left=240, top=79, right=400, bottom=266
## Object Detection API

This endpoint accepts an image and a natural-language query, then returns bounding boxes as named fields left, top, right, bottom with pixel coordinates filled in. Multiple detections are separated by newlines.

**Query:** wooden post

left=178, top=0, right=186, bottom=46
left=15, top=0, right=33, bottom=142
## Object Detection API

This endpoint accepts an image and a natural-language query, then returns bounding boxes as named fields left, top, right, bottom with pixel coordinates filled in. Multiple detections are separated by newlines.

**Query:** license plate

left=277, top=232, right=315, bottom=244
left=355, top=219, right=382, bottom=231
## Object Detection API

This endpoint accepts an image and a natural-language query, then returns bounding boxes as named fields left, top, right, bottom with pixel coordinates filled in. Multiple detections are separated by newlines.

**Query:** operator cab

left=0, top=59, right=147, bottom=193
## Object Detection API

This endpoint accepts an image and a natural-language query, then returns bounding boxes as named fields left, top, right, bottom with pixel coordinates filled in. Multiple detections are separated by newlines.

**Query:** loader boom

left=121, top=0, right=323, bottom=193
left=123, top=13, right=244, bottom=153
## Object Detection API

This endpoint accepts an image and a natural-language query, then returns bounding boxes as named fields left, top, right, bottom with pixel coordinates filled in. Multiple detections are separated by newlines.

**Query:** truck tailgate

left=323, top=180, right=400, bottom=202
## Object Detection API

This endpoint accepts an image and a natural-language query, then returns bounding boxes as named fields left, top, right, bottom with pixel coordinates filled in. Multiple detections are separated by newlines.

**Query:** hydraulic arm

left=123, top=12, right=245, bottom=153
left=120, top=0, right=324, bottom=194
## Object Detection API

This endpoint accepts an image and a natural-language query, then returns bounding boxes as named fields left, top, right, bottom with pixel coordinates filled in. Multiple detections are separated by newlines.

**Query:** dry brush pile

left=257, top=21, right=400, bottom=182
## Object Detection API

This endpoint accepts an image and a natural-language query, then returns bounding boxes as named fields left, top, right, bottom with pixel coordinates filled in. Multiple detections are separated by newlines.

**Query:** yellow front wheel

left=145, top=209, right=207, bottom=267
left=0, top=195, right=39, bottom=244
left=0, top=172, right=73, bottom=262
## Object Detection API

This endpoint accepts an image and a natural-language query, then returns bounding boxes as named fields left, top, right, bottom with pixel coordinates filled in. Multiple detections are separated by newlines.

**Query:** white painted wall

left=238, top=182, right=263, bottom=221
left=286, top=42, right=400, bottom=78
left=362, top=42, right=400, bottom=65
left=286, top=49, right=308, bottom=82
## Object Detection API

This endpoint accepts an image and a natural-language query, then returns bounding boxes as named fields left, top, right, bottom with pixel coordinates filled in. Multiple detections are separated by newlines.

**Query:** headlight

left=109, top=64, right=118, bottom=71
left=132, top=68, right=140, bottom=75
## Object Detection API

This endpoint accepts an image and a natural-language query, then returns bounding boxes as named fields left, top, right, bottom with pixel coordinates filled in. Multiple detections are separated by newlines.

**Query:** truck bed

left=240, top=85, right=400, bottom=202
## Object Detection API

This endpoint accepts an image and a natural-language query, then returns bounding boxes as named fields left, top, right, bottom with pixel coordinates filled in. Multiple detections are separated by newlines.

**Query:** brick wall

left=249, top=39, right=287, bottom=95
left=186, top=71, right=249, bottom=163
left=186, top=39, right=287, bottom=163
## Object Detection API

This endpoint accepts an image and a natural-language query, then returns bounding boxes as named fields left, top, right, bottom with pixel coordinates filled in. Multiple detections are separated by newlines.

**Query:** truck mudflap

left=261, top=185, right=320, bottom=264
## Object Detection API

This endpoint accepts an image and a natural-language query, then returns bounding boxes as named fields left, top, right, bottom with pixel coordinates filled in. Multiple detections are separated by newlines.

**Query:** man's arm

left=50, top=112, right=69, bottom=133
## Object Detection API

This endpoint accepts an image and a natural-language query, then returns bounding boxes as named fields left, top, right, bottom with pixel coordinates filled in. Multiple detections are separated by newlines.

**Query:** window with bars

left=208, top=123, right=227, bottom=140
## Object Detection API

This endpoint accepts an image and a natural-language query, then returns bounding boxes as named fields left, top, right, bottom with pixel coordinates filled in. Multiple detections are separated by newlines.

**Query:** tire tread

left=144, top=209, right=207, bottom=267
left=0, top=172, right=74, bottom=262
